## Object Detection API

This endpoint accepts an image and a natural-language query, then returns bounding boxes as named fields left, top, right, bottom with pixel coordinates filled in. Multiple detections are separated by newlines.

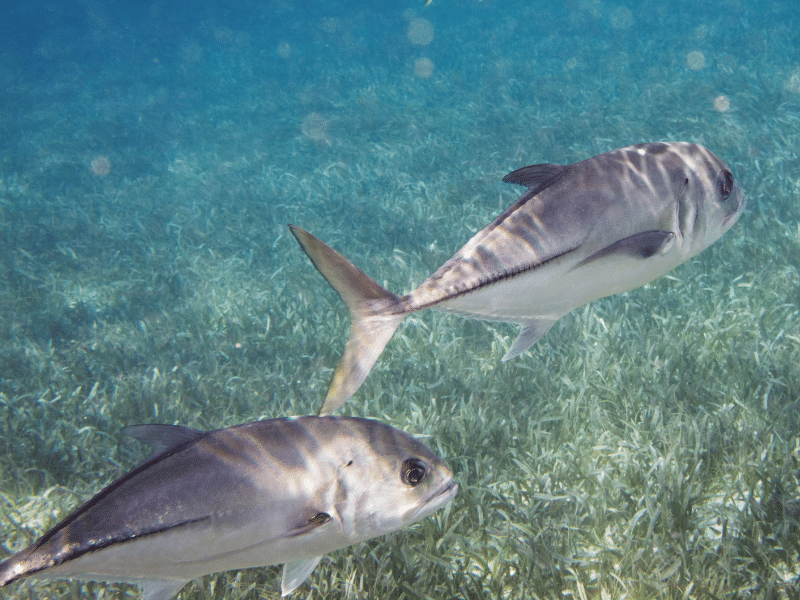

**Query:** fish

left=290, top=142, right=746, bottom=414
left=0, top=416, right=457, bottom=599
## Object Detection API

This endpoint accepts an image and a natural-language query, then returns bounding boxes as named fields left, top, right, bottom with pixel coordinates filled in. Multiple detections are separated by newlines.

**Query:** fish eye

left=717, top=170, right=734, bottom=202
left=401, top=458, right=427, bottom=486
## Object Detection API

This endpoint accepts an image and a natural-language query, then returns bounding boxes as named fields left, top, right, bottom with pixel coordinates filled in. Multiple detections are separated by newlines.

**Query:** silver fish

left=0, top=416, right=457, bottom=599
left=290, top=142, right=745, bottom=414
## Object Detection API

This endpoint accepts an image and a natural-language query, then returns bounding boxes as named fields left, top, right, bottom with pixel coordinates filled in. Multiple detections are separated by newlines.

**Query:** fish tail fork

left=323, top=311, right=404, bottom=414
left=288, top=225, right=405, bottom=414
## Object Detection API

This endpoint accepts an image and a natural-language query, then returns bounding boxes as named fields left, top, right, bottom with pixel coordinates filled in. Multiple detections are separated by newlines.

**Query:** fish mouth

left=729, top=188, right=747, bottom=218
left=405, top=480, right=458, bottom=522
left=425, top=480, right=459, bottom=511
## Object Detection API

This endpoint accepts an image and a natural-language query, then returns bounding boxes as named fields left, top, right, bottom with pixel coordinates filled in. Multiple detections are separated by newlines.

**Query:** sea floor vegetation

left=2, top=1, right=800, bottom=598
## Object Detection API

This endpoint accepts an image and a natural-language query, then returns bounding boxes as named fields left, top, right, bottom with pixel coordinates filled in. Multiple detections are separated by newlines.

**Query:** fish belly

left=436, top=246, right=683, bottom=323
left=31, top=520, right=341, bottom=585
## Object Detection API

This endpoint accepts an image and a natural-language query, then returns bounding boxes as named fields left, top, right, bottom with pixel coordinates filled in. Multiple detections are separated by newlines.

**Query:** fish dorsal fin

left=122, top=424, right=205, bottom=456
left=140, top=579, right=188, bottom=600
left=502, top=163, right=567, bottom=195
left=281, top=557, right=323, bottom=596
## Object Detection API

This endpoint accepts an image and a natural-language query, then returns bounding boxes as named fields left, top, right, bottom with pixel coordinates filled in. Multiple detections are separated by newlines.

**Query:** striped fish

left=290, top=142, right=745, bottom=414
left=0, top=416, right=457, bottom=599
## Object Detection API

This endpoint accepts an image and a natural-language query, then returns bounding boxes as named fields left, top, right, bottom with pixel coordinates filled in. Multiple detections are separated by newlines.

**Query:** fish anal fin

left=501, top=163, right=567, bottom=195
left=140, top=579, right=188, bottom=600
left=281, top=557, right=322, bottom=596
left=575, top=230, right=675, bottom=269
left=503, top=319, right=557, bottom=361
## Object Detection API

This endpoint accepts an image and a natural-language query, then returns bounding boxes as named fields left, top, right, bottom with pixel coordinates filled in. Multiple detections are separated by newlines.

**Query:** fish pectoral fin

left=575, top=230, right=675, bottom=269
left=140, top=579, right=188, bottom=600
left=503, top=319, right=558, bottom=361
left=281, top=557, right=323, bottom=596
left=278, top=512, right=330, bottom=595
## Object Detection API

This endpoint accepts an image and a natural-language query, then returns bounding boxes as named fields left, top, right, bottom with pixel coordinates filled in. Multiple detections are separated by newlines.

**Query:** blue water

left=3, top=0, right=795, bottom=339
left=4, top=0, right=794, bottom=188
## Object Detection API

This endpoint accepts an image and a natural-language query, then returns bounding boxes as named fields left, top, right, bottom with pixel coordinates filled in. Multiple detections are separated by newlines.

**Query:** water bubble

left=91, top=156, right=111, bottom=176
left=414, top=57, right=435, bottom=79
left=686, top=51, right=705, bottom=70
left=609, top=6, right=633, bottom=30
left=408, top=18, right=434, bottom=46
left=277, top=41, right=291, bottom=59
left=213, top=26, right=234, bottom=45
left=301, top=113, right=330, bottom=144
left=321, top=18, right=340, bottom=34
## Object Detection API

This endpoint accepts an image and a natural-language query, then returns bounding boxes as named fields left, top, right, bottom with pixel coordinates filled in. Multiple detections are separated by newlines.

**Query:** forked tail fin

left=289, top=225, right=406, bottom=414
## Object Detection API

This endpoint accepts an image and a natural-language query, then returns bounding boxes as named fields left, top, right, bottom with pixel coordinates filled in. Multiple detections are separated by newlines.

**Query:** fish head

left=331, top=418, right=457, bottom=542
left=670, top=143, right=746, bottom=257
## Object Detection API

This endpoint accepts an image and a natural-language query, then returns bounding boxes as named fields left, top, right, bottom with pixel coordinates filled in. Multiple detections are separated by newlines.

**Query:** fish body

left=0, top=416, right=457, bottom=599
left=290, top=142, right=746, bottom=414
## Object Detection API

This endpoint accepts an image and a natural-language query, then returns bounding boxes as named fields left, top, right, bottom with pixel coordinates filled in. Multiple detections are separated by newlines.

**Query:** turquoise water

left=1, top=0, right=799, bottom=598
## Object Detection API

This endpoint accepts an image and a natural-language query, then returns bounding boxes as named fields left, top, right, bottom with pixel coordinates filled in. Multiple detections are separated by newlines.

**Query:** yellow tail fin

left=289, top=225, right=406, bottom=414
